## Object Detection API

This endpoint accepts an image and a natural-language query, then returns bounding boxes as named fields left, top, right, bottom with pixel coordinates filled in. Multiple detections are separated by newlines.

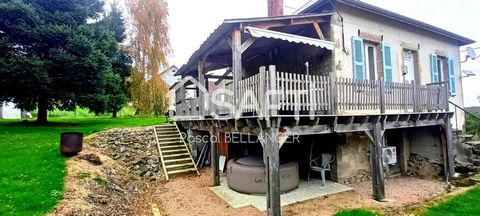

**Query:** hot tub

left=226, top=156, right=299, bottom=194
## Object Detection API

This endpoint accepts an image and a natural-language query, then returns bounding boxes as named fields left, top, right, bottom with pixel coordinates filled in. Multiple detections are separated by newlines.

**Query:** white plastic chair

left=308, top=153, right=335, bottom=186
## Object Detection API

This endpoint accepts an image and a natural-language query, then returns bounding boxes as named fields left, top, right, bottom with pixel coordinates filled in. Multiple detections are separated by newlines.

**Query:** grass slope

left=335, top=208, right=379, bottom=216
left=422, top=185, right=480, bottom=216
left=0, top=117, right=166, bottom=216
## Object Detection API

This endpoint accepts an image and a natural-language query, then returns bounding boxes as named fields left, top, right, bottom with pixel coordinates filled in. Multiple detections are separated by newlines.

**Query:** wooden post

left=411, top=80, right=417, bottom=112
left=329, top=75, right=338, bottom=114
left=371, top=122, right=385, bottom=201
left=261, top=127, right=281, bottom=216
left=232, top=29, right=242, bottom=111
left=210, top=131, right=220, bottom=186
left=379, top=80, right=386, bottom=113
left=198, top=61, right=206, bottom=116
left=444, top=118, right=455, bottom=179
left=444, top=83, right=450, bottom=112
left=269, top=65, right=278, bottom=116
left=259, top=66, right=267, bottom=116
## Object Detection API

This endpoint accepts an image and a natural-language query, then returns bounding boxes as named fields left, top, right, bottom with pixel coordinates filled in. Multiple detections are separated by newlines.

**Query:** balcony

left=174, top=66, right=448, bottom=120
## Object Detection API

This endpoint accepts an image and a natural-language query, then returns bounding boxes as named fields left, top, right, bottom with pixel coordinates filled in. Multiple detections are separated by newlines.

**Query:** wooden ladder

left=153, top=123, right=199, bottom=180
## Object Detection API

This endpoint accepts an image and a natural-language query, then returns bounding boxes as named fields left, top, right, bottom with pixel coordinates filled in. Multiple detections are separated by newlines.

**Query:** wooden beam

left=240, top=37, right=257, bottom=54
left=198, top=61, right=206, bottom=116
left=371, top=122, right=386, bottom=201
left=232, top=29, right=242, bottom=113
left=205, top=75, right=233, bottom=80
left=210, top=130, right=220, bottom=186
left=248, top=16, right=330, bottom=30
left=261, top=127, right=281, bottom=216
left=444, top=118, right=455, bottom=179
left=311, top=22, right=325, bottom=40
left=214, top=68, right=233, bottom=85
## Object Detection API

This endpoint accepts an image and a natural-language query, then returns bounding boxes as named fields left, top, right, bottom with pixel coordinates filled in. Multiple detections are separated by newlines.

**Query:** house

left=171, top=0, right=475, bottom=215
left=0, top=102, right=26, bottom=119
left=160, top=65, right=179, bottom=87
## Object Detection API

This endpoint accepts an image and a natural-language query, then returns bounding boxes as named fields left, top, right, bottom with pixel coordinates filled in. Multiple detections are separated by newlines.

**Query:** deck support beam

left=210, top=130, right=220, bottom=186
left=444, top=118, right=455, bottom=180
left=232, top=28, right=242, bottom=111
left=260, top=127, right=281, bottom=216
left=371, top=122, right=386, bottom=201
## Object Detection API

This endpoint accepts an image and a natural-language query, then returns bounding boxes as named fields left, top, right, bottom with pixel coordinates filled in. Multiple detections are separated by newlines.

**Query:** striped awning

left=244, top=26, right=335, bottom=51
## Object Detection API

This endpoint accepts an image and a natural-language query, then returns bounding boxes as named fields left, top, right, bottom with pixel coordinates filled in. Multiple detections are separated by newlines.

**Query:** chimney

left=267, top=0, right=284, bottom=17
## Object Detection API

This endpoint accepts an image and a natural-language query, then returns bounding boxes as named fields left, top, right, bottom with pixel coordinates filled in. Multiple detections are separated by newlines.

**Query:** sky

left=166, top=0, right=480, bottom=106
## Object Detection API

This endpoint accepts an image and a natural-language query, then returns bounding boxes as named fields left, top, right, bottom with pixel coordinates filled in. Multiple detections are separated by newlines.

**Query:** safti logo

left=170, top=75, right=316, bottom=120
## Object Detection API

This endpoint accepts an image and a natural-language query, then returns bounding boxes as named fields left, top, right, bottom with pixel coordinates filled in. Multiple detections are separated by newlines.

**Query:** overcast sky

left=166, top=0, right=480, bottom=106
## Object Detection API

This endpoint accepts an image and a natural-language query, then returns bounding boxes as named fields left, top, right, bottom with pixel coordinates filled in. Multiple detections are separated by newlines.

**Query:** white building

left=0, top=103, right=23, bottom=119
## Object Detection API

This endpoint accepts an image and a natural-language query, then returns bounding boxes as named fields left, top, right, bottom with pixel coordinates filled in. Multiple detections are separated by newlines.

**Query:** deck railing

left=175, top=66, right=448, bottom=118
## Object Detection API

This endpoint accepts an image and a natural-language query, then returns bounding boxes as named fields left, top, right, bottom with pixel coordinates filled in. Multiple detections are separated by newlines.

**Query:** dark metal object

left=60, top=132, right=83, bottom=156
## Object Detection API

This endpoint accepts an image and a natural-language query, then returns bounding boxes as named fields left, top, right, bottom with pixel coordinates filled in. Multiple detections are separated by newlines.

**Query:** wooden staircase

left=153, top=123, right=199, bottom=180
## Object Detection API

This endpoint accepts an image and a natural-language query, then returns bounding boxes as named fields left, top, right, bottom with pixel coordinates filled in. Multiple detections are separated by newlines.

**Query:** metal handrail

left=449, top=101, right=480, bottom=121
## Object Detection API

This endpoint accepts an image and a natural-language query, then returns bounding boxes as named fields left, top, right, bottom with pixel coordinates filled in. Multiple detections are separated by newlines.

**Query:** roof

left=160, top=65, right=179, bottom=75
left=295, top=0, right=475, bottom=46
left=245, top=26, right=335, bottom=50
left=175, top=13, right=334, bottom=76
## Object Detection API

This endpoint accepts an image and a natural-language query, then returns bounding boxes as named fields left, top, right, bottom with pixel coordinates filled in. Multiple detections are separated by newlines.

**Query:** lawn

left=334, top=185, right=480, bottom=216
left=421, top=185, right=480, bottom=216
left=0, top=117, right=167, bottom=216
left=334, top=209, right=379, bottom=216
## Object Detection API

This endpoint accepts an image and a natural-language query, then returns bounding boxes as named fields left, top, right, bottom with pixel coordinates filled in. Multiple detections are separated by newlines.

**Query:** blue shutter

left=382, top=43, right=393, bottom=82
left=447, top=58, right=456, bottom=96
left=352, top=36, right=365, bottom=80
left=430, top=54, right=439, bottom=83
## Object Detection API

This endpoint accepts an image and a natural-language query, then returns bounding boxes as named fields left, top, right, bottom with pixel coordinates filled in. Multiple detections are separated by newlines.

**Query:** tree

left=0, top=0, right=132, bottom=123
left=99, top=3, right=131, bottom=118
left=0, top=0, right=113, bottom=124
left=127, top=0, right=171, bottom=116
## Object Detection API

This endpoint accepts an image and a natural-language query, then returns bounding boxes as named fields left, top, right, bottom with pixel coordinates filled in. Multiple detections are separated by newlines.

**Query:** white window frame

left=364, top=43, right=378, bottom=80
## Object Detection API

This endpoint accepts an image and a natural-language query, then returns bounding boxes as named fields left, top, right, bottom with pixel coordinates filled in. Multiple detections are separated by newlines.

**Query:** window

left=430, top=54, right=456, bottom=96
left=402, top=50, right=417, bottom=83
left=352, top=36, right=393, bottom=81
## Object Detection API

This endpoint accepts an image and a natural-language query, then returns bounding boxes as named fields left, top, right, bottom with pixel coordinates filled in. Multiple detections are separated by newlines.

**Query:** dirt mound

left=407, top=154, right=442, bottom=179
left=88, top=127, right=163, bottom=181
left=50, top=127, right=166, bottom=216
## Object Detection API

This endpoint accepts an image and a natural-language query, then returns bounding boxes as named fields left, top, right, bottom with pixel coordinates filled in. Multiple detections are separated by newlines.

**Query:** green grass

left=334, top=209, right=380, bottom=216
left=30, top=106, right=138, bottom=118
left=421, top=185, right=480, bottom=216
left=0, top=117, right=167, bottom=216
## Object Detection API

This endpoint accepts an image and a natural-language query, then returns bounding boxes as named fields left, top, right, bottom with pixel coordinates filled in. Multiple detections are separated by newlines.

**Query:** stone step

left=156, top=124, right=176, bottom=128
left=156, top=128, right=178, bottom=133
left=163, top=153, right=191, bottom=158
left=165, top=162, right=194, bottom=169
left=167, top=168, right=198, bottom=175
left=465, top=141, right=480, bottom=146
left=157, top=133, right=181, bottom=140
left=158, top=141, right=184, bottom=146
left=160, top=145, right=185, bottom=150
left=458, top=134, right=475, bottom=139
left=162, top=148, right=188, bottom=154
left=163, top=158, right=191, bottom=164
left=158, top=137, right=182, bottom=142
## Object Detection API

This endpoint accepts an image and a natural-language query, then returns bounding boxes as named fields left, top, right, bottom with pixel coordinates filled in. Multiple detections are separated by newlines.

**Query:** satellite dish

left=466, top=47, right=477, bottom=60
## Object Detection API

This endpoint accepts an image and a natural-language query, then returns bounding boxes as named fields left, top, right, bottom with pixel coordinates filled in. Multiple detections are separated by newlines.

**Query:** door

left=403, top=50, right=415, bottom=82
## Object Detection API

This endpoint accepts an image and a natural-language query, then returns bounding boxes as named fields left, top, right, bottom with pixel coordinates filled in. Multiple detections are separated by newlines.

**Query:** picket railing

left=175, top=65, right=449, bottom=118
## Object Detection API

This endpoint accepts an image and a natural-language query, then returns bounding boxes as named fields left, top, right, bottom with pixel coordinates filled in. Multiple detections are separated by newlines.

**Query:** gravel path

left=153, top=170, right=449, bottom=216
left=153, top=169, right=262, bottom=216
left=350, top=177, right=447, bottom=206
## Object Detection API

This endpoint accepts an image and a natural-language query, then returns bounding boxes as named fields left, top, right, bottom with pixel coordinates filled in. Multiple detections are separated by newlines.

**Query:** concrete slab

left=210, top=177, right=353, bottom=211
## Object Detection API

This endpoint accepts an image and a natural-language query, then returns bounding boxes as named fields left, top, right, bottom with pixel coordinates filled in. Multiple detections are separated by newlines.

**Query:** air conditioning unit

left=383, top=147, right=397, bottom=165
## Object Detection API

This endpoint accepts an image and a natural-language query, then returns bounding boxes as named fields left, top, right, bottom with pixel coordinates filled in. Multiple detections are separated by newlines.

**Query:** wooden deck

left=175, top=66, right=449, bottom=120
